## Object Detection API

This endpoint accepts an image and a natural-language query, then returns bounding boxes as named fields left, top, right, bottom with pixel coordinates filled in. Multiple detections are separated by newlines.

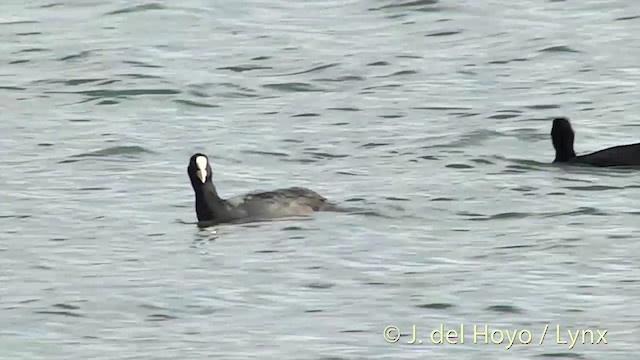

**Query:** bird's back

left=224, top=186, right=334, bottom=220
left=577, top=142, right=640, bottom=167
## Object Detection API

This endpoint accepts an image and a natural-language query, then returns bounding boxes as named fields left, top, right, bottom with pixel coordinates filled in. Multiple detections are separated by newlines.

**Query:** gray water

left=2, top=0, right=640, bottom=359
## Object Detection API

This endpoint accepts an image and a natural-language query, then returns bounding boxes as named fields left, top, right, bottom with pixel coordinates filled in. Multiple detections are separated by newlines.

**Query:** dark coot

left=187, top=153, right=339, bottom=226
left=551, top=117, right=640, bottom=167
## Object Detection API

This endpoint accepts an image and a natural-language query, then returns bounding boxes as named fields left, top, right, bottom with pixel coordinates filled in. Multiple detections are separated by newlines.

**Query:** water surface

left=2, top=0, right=640, bottom=359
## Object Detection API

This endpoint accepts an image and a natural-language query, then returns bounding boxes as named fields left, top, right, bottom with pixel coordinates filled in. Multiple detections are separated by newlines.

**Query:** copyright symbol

left=383, top=326, right=401, bottom=343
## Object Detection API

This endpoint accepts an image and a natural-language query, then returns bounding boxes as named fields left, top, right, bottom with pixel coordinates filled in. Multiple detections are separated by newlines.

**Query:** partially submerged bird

left=551, top=117, right=640, bottom=167
left=187, top=153, right=338, bottom=226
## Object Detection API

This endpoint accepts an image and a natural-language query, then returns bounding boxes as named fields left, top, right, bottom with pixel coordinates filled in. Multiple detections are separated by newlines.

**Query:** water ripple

left=104, top=3, right=166, bottom=16
left=373, top=0, right=440, bottom=10
left=173, top=99, right=219, bottom=108
left=263, top=82, right=324, bottom=92
left=60, top=146, right=154, bottom=163
left=272, top=63, right=339, bottom=77
left=539, top=45, right=581, bottom=53
left=46, top=88, right=180, bottom=98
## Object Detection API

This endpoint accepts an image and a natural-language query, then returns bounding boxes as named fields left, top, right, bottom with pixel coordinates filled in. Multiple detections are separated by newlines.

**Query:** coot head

left=551, top=117, right=576, bottom=162
left=187, top=153, right=212, bottom=188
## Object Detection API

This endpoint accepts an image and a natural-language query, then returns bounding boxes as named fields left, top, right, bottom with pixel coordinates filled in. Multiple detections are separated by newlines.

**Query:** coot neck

left=554, top=146, right=576, bottom=162
left=194, top=182, right=227, bottom=222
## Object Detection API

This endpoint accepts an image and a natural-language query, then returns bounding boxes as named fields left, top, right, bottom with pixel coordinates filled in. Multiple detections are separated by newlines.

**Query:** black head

left=551, top=117, right=576, bottom=162
left=187, top=153, right=226, bottom=223
left=187, top=153, right=212, bottom=189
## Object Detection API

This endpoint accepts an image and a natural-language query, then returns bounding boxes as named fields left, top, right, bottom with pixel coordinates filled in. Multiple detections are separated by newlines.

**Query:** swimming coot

left=187, top=153, right=338, bottom=225
left=551, top=117, right=640, bottom=167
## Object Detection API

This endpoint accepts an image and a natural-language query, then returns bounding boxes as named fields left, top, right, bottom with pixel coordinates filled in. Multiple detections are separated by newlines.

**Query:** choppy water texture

left=2, top=0, right=640, bottom=359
